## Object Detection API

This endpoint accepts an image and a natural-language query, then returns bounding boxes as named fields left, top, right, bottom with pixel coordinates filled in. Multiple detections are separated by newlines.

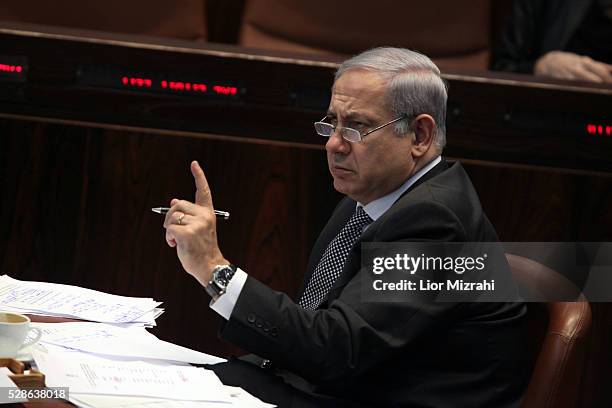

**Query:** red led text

left=0, top=64, right=23, bottom=74
left=586, top=123, right=612, bottom=137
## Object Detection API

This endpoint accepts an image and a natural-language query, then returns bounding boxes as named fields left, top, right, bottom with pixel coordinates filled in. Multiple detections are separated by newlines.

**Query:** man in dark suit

left=163, top=47, right=528, bottom=407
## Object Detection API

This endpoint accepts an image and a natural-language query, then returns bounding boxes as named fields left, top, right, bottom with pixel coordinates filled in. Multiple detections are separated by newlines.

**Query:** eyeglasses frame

left=314, top=114, right=408, bottom=143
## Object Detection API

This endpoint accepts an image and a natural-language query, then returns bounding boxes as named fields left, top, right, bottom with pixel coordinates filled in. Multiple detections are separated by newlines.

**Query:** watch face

left=214, top=266, right=234, bottom=289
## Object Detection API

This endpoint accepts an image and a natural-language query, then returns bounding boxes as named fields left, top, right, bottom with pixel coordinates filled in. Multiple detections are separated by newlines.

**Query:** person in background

left=492, top=0, right=612, bottom=83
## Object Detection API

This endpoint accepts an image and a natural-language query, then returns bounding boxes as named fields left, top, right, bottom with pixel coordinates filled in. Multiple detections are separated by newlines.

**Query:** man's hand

left=534, top=51, right=612, bottom=83
left=163, top=161, right=228, bottom=288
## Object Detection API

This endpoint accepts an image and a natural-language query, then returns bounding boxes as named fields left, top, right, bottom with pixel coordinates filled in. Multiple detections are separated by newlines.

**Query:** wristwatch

left=205, top=264, right=237, bottom=299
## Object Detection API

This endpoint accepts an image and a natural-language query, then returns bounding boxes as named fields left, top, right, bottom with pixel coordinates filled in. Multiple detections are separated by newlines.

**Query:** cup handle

left=22, top=327, right=42, bottom=347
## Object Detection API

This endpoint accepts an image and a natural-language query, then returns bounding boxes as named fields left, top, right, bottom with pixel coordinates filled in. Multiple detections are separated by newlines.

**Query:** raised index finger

left=191, top=160, right=214, bottom=208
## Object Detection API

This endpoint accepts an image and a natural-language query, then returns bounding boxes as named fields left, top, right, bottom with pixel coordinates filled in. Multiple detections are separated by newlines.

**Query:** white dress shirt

left=211, top=156, right=442, bottom=319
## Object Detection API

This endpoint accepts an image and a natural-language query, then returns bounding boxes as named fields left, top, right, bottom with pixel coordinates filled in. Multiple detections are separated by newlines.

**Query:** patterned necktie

left=299, top=206, right=372, bottom=310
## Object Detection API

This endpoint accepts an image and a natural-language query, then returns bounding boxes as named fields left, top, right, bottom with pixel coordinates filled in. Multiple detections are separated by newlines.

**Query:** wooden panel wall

left=0, top=117, right=341, bottom=356
left=1, top=117, right=612, bottom=404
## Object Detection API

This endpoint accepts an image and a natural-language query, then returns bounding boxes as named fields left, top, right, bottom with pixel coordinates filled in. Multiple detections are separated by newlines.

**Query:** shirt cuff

left=209, top=268, right=248, bottom=320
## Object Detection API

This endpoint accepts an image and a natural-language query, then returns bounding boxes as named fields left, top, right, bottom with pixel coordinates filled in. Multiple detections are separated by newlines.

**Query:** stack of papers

left=0, top=275, right=163, bottom=326
left=34, top=348, right=231, bottom=403
left=33, top=322, right=225, bottom=365
left=33, top=347, right=274, bottom=407
left=68, top=386, right=276, bottom=408
left=0, top=275, right=276, bottom=407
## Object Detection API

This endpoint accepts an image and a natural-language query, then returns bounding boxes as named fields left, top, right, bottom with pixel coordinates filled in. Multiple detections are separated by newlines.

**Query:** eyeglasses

left=314, top=115, right=407, bottom=143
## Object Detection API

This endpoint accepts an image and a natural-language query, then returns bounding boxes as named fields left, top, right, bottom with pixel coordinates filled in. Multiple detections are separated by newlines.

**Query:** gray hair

left=335, top=47, right=448, bottom=150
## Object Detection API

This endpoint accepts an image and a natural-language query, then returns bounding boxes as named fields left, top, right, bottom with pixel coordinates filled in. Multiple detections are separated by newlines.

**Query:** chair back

left=239, top=0, right=492, bottom=70
left=0, top=0, right=207, bottom=40
left=506, top=254, right=591, bottom=408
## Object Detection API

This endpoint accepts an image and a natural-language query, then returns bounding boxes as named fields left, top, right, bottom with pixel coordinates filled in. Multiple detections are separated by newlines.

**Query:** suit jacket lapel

left=320, top=159, right=451, bottom=305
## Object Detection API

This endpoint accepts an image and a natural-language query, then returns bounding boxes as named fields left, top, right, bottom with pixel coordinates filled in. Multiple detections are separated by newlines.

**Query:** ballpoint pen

left=151, top=207, right=230, bottom=220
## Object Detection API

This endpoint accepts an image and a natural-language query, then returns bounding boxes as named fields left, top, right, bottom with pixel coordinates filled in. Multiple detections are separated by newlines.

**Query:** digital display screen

left=0, top=55, right=28, bottom=82
left=586, top=123, right=612, bottom=137
left=77, top=65, right=242, bottom=99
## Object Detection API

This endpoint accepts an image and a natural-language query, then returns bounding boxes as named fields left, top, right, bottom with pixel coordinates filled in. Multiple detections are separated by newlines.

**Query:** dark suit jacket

left=491, top=0, right=593, bottom=73
left=220, top=160, right=528, bottom=407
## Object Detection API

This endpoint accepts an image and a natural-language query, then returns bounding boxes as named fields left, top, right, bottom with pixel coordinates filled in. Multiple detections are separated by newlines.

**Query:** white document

left=0, top=367, right=28, bottom=404
left=34, top=343, right=193, bottom=368
left=33, top=322, right=225, bottom=365
left=131, top=308, right=165, bottom=326
left=69, top=386, right=276, bottom=408
left=0, top=367, right=14, bottom=377
left=33, top=348, right=232, bottom=402
left=69, top=394, right=165, bottom=408
left=224, top=386, right=277, bottom=408
left=0, top=307, right=162, bottom=327
left=0, top=275, right=161, bottom=324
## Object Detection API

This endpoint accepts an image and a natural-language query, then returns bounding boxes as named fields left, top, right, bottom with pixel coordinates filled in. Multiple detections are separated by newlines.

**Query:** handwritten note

left=0, top=275, right=161, bottom=324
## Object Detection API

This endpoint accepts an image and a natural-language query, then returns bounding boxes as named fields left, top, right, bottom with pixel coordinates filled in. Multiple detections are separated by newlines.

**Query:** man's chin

left=332, top=178, right=352, bottom=197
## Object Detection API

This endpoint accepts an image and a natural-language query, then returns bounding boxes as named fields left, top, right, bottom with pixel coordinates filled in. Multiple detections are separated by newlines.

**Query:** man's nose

left=325, top=129, right=350, bottom=154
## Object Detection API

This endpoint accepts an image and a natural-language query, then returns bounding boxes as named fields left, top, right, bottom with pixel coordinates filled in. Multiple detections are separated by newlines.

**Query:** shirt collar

left=357, top=155, right=442, bottom=221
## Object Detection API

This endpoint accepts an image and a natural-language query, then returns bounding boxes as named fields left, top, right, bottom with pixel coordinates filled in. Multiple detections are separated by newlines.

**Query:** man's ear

left=410, top=114, right=436, bottom=158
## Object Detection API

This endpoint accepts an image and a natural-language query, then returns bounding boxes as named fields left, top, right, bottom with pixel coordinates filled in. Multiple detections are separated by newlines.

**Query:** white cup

left=0, top=312, right=42, bottom=358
